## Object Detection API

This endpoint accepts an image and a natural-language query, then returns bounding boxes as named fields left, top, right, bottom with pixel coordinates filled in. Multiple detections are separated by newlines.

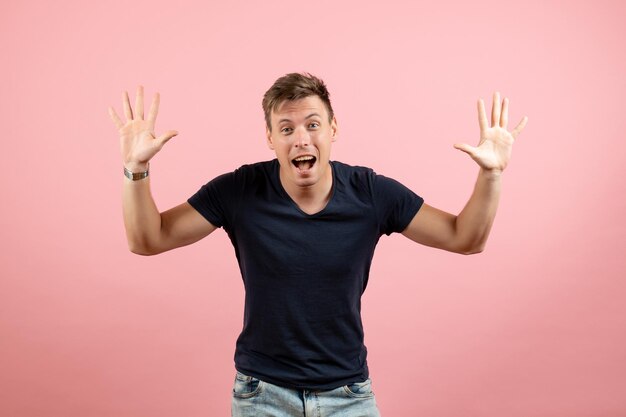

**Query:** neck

left=279, top=164, right=333, bottom=207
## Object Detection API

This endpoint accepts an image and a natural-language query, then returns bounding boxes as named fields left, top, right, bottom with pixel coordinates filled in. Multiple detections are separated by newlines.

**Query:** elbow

left=457, top=242, right=485, bottom=255
left=127, top=241, right=158, bottom=256
left=461, top=248, right=484, bottom=255
left=454, top=233, right=487, bottom=255
left=461, top=245, right=484, bottom=255
left=128, top=246, right=154, bottom=256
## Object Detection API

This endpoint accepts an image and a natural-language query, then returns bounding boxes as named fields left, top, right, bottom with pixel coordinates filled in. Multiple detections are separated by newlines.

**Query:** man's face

left=266, top=95, right=338, bottom=190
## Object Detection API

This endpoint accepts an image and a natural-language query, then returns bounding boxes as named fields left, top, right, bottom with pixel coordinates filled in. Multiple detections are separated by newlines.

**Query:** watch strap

left=124, top=163, right=149, bottom=181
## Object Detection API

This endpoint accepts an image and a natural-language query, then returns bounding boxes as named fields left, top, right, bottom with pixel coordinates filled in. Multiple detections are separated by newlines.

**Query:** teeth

left=294, top=156, right=314, bottom=162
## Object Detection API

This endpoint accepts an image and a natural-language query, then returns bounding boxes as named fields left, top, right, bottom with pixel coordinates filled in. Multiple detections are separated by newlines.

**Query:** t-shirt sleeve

left=187, top=171, right=238, bottom=230
left=371, top=172, right=424, bottom=236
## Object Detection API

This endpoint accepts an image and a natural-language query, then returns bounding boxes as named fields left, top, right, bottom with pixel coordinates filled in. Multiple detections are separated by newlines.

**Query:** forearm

left=122, top=163, right=162, bottom=255
left=454, top=168, right=502, bottom=253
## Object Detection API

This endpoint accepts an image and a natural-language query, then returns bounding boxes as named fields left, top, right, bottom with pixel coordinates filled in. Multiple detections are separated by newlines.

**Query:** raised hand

left=454, top=92, right=528, bottom=173
left=108, top=85, right=179, bottom=170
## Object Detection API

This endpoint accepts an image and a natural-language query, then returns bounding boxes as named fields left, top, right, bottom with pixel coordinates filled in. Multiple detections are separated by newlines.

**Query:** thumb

left=156, top=130, right=179, bottom=147
left=453, top=142, right=476, bottom=156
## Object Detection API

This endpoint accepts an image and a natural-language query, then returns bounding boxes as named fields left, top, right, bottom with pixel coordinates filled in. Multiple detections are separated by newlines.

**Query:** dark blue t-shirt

left=188, top=159, right=423, bottom=390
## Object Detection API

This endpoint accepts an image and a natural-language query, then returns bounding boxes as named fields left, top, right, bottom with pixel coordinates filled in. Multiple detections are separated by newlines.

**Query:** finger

left=156, top=130, right=179, bottom=148
left=454, top=142, right=477, bottom=157
left=123, top=91, right=133, bottom=121
left=135, top=85, right=144, bottom=120
left=491, top=91, right=500, bottom=128
left=500, top=97, right=509, bottom=129
left=108, top=106, right=124, bottom=130
left=147, top=92, right=160, bottom=124
left=477, top=99, right=488, bottom=133
left=511, top=116, right=528, bottom=139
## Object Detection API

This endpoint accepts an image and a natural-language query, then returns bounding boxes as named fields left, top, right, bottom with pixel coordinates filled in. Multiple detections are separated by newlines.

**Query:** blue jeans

left=231, top=371, right=382, bottom=416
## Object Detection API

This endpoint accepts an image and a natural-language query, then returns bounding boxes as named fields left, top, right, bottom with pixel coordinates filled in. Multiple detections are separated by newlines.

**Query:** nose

left=293, top=126, right=311, bottom=148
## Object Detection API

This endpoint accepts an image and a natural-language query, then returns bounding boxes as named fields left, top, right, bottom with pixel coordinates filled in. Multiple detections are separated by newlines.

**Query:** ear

left=330, top=116, right=338, bottom=142
left=266, top=126, right=275, bottom=150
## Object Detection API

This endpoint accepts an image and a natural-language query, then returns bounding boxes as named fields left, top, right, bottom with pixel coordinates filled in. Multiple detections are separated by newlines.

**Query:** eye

left=308, top=122, right=320, bottom=128
left=281, top=127, right=293, bottom=134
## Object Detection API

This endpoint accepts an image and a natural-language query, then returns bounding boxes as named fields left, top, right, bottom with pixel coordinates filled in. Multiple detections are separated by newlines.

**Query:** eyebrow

left=277, top=113, right=322, bottom=124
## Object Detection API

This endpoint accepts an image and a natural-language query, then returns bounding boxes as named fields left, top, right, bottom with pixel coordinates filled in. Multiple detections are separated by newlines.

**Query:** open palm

left=108, top=86, right=178, bottom=167
left=454, top=92, right=528, bottom=172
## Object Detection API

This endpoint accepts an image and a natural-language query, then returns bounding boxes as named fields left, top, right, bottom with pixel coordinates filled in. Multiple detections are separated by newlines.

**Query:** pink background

left=1, top=0, right=625, bottom=415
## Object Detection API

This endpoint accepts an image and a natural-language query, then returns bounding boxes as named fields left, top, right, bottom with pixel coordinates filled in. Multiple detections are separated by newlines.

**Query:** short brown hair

left=262, top=72, right=334, bottom=131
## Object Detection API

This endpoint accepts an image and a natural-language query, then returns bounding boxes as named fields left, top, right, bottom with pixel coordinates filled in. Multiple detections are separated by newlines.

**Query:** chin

left=293, top=176, right=319, bottom=188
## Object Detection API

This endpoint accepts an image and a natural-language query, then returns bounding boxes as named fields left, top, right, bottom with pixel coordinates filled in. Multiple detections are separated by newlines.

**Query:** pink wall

left=1, top=0, right=625, bottom=415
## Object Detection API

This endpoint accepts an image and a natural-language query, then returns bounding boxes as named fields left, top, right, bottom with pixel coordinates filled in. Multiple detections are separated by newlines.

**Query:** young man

left=109, top=73, right=527, bottom=416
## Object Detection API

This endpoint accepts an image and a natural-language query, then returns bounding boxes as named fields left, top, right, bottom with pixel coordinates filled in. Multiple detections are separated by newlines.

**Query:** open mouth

left=291, top=155, right=317, bottom=172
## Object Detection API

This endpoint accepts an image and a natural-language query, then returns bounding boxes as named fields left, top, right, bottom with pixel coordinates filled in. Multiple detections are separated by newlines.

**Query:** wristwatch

left=124, top=163, right=149, bottom=181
